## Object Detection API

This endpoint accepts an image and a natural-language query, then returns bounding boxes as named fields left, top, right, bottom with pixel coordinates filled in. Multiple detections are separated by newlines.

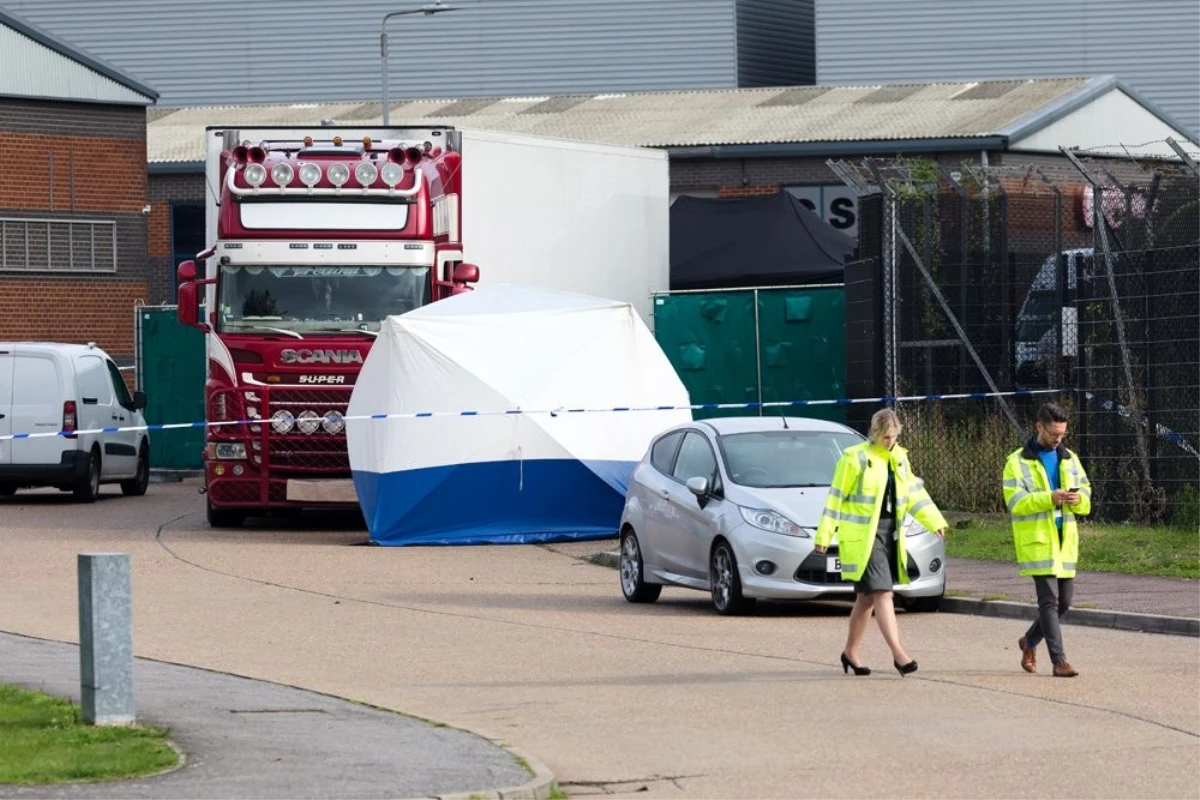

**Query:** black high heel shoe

left=840, top=652, right=871, bottom=676
left=894, top=659, right=918, bottom=677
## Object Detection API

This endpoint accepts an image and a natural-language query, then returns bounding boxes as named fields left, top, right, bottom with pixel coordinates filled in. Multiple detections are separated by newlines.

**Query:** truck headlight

left=322, top=411, right=345, bottom=434
left=296, top=410, right=321, bottom=435
left=213, top=443, right=246, bottom=460
left=739, top=507, right=810, bottom=537
left=271, top=410, right=295, bottom=434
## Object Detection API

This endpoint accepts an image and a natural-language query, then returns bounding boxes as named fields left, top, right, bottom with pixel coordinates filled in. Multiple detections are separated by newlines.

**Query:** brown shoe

left=1053, top=660, right=1079, bottom=678
left=1018, top=637, right=1036, bottom=673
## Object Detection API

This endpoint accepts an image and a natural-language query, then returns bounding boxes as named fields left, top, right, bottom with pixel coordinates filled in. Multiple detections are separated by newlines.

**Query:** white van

left=0, top=342, right=150, bottom=502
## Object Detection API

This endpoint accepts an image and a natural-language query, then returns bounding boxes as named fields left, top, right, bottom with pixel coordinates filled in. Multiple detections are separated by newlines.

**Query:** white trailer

left=457, top=129, right=669, bottom=328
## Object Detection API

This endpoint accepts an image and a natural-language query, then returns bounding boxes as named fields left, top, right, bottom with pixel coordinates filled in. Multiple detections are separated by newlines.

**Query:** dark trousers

left=1023, top=575, right=1074, bottom=664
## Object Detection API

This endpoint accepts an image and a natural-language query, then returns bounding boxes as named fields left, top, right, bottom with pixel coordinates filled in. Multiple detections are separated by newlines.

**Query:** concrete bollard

left=78, top=553, right=134, bottom=725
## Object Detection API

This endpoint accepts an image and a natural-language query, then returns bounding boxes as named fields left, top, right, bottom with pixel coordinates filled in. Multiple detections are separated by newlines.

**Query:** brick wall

left=0, top=278, right=147, bottom=363
left=0, top=98, right=150, bottom=362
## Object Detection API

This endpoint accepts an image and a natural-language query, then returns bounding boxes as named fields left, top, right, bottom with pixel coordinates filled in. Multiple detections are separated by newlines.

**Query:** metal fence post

left=78, top=553, right=134, bottom=726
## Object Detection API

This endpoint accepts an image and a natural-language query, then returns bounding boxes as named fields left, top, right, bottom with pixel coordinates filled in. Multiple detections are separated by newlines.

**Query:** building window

left=170, top=203, right=205, bottom=301
left=0, top=218, right=117, bottom=273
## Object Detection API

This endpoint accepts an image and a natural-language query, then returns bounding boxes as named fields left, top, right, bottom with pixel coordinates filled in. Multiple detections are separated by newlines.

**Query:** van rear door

left=0, top=346, right=14, bottom=465
left=9, top=349, right=66, bottom=466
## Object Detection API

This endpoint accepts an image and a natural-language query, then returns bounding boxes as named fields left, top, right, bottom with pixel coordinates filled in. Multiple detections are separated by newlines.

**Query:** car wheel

left=206, top=498, right=247, bottom=528
left=904, top=593, right=943, bottom=613
left=710, top=540, right=755, bottom=616
left=619, top=529, right=661, bottom=603
left=120, top=445, right=150, bottom=497
left=73, top=449, right=101, bottom=503
left=0, top=484, right=16, bottom=497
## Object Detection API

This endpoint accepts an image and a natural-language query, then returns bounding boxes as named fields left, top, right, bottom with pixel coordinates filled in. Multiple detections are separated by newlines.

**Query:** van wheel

left=73, top=449, right=101, bottom=503
left=121, top=445, right=150, bottom=496
left=206, top=498, right=246, bottom=528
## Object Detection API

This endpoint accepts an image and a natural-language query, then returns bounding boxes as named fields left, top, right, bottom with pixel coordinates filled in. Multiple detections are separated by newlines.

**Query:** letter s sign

left=785, top=186, right=859, bottom=237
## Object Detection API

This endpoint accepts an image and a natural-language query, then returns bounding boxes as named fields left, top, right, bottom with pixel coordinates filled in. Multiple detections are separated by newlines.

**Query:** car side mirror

left=686, top=476, right=712, bottom=508
left=132, top=390, right=147, bottom=411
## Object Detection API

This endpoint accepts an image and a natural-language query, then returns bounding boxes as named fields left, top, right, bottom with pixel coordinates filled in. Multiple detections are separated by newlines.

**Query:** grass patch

left=549, top=785, right=569, bottom=799
left=945, top=520, right=1200, bottom=580
left=0, top=684, right=178, bottom=785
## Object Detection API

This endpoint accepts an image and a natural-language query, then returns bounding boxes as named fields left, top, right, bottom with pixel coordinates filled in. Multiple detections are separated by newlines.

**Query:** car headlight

left=904, top=517, right=928, bottom=537
left=739, top=507, right=810, bottom=538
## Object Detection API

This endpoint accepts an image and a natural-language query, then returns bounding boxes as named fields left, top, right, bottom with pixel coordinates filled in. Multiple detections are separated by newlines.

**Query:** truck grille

left=267, top=436, right=351, bottom=475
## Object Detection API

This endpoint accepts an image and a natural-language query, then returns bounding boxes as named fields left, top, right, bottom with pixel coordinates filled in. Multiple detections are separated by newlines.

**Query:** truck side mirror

left=177, top=259, right=197, bottom=283
left=132, top=390, right=147, bottom=411
left=453, top=262, right=480, bottom=284
left=178, top=281, right=200, bottom=328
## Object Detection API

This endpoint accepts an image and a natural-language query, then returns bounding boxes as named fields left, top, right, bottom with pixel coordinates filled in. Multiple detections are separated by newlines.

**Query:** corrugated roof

left=0, top=6, right=158, bottom=104
left=147, top=77, right=1095, bottom=165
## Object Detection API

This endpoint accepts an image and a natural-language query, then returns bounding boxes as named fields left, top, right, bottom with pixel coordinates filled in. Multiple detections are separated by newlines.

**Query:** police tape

left=0, top=388, right=1065, bottom=442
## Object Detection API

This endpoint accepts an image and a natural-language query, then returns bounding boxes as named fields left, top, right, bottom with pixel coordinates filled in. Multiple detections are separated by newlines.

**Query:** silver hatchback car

left=618, top=416, right=946, bottom=615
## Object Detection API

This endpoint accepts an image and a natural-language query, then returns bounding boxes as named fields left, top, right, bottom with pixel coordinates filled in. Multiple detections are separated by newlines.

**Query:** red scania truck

left=176, top=125, right=669, bottom=527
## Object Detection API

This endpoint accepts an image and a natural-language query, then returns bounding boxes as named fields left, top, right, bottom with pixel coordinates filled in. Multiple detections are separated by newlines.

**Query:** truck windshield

left=216, top=264, right=431, bottom=334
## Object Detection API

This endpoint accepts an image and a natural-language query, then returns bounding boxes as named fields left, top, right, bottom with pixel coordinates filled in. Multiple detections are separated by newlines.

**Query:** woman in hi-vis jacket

left=814, top=408, right=948, bottom=676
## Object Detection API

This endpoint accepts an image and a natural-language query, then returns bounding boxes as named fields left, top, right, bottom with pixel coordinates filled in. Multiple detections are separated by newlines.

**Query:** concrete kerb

left=421, top=737, right=558, bottom=800
left=589, top=550, right=1200, bottom=638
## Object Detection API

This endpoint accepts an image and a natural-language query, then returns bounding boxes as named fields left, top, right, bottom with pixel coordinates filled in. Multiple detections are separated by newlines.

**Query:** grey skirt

left=854, top=518, right=899, bottom=594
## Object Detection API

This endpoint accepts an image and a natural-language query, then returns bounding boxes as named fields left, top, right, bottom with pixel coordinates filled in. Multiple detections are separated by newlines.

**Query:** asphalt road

left=1, top=480, right=1197, bottom=799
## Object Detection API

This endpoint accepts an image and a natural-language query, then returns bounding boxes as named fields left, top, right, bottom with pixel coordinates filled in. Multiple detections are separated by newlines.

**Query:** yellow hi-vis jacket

left=815, top=442, right=947, bottom=584
left=1002, top=440, right=1092, bottom=578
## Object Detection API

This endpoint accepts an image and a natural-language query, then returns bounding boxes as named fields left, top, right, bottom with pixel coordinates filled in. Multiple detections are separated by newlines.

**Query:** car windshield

left=719, top=429, right=864, bottom=488
left=216, top=264, right=431, bottom=334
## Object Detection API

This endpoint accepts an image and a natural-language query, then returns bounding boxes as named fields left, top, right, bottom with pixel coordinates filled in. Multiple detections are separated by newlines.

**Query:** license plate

left=827, top=556, right=841, bottom=573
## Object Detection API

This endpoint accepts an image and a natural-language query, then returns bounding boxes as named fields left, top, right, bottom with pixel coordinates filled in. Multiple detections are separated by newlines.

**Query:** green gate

left=137, top=306, right=206, bottom=470
left=652, top=286, right=846, bottom=423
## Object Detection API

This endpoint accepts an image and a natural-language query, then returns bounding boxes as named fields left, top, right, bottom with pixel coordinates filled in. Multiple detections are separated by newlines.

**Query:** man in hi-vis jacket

left=1002, top=402, right=1091, bottom=678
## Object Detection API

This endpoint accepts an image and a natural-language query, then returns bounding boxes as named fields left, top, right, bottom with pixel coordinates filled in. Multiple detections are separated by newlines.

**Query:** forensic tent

left=670, top=192, right=855, bottom=290
left=346, top=285, right=692, bottom=545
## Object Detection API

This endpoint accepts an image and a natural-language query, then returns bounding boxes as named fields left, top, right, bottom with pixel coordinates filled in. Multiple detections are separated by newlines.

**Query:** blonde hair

left=868, top=408, right=902, bottom=444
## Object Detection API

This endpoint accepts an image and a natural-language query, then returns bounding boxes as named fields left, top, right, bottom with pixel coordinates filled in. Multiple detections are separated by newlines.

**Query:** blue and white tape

left=0, top=388, right=1064, bottom=442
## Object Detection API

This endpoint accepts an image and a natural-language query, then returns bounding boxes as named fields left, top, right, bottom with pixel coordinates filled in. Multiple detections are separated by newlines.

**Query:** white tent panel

left=346, top=285, right=691, bottom=545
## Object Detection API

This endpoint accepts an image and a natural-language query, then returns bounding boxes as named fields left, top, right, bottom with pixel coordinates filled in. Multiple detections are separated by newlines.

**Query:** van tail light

left=62, top=401, right=78, bottom=438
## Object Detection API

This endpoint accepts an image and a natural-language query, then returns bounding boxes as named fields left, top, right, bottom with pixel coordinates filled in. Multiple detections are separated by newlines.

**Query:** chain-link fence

left=831, top=143, right=1199, bottom=524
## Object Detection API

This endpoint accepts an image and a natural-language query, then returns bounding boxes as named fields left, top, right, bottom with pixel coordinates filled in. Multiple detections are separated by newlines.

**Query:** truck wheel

left=206, top=498, right=246, bottom=528
left=120, top=445, right=150, bottom=497
left=73, top=449, right=101, bottom=503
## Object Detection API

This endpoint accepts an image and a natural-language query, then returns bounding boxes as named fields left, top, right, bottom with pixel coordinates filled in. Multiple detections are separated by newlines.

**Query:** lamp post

left=381, top=2, right=458, bottom=125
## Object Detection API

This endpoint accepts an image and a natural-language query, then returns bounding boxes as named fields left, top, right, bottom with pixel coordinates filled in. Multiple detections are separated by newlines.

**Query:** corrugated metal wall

left=0, top=25, right=150, bottom=104
left=816, top=0, right=1200, bottom=137
left=8, top=0, right=812, bottom=108
left=736, top=0, right=814, bottom=86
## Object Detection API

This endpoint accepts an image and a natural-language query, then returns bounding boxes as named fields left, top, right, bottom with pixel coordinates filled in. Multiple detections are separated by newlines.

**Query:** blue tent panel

left=353, top=458, right=636, bottom=545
